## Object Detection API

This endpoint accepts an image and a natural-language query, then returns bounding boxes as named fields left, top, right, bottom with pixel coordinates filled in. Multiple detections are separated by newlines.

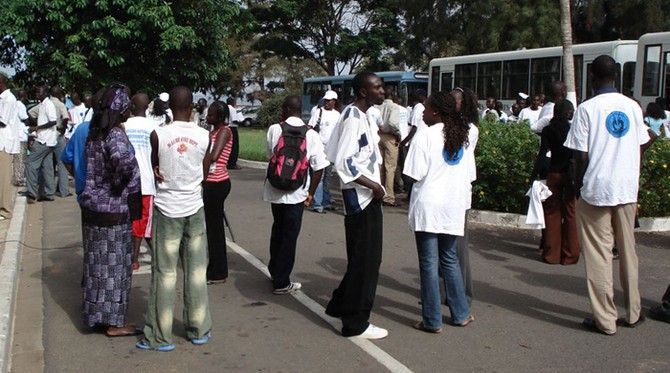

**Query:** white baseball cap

left=323, top=90, right=338, bottom=100
left=159, top=92, right=169, bottom=102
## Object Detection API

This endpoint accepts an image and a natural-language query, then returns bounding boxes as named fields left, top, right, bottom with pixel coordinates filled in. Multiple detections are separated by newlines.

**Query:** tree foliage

left=250, top=0, right=401, bottom=75
left=0, top=0, right=241, bottom=95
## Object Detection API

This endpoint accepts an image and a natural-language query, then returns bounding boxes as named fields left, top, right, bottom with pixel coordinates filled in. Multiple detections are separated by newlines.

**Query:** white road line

left=226, top=240, right=413, bottom=373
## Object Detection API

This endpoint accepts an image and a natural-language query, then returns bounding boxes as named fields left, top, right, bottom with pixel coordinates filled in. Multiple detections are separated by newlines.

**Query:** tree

left=250, top=0, right=401, bottom=75
left=560, top=0, right=576, bottom=107
left=0, top=0, right=241, bottom=95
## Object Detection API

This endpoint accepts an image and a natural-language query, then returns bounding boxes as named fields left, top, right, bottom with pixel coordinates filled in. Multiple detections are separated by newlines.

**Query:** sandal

left=136, top=340, right=175, bottom=352
left=412, top=321, right=442, bottom=334
left=457, top=315, right=475, bottom=327
left=105, top=325, right=144, bottom=337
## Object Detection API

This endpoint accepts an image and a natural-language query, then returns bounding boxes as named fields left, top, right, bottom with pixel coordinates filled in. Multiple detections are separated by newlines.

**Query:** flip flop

left=105, top=326, right=144, bottom=337
left=412, top=321, right=443, bottom=334
left=136, top=340, right=175, bottom=352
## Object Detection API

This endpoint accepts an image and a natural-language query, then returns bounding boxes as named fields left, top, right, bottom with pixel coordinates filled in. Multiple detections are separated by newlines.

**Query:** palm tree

left=560, top=0, right=577, bottom=106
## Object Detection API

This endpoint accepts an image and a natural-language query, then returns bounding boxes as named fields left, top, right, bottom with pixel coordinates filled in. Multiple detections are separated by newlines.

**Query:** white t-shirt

left=398, top=105, right=410, bottom=140
left=409, top=102, right=427, bottom=141
left=0, top=89, right=18, bottom=152
left=663, top=109, right=670, bottom=139
left=326, top=105, right=384, bottom=215
left=228, top=105, right=240, bottom=128
left=367, top=106, right=383, bottom=130
left=68, top=103, right=87, bottom=126
left=404, top=122, right=471, bottom=236
left=124, top=116, right=159, bottom=196
left=50, top=97, right=69, bottom=131
left=518, top=107, right=541, bottom=126
left=564, top=92, right=650, bottom=206
left=263, top=116, right=329, bottom=204
left=15, top=100, right=29, bottom=143
left=154, top=121, right=210, bottom=218
left=531, top=102, right=555, bottom=134
left=465, top=123, right=479, bottom=209
left=36, top=97, right=58, bottom=146
left=308, top=107, right=340, bottom=146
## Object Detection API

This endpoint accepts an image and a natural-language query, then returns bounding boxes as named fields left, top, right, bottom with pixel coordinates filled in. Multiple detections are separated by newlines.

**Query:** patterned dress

left=80, top=127, right=141, bottom=327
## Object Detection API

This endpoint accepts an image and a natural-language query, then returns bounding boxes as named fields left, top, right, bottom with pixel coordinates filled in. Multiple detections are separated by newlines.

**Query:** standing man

left=50, top=86, right=71, bottom=197
left=25, top=86, right=58, bottom=203
left=138, top=86, right=212, bottom=351
left=124, top=93, right=158, bottom=271
left=324, top=71, right=387, bottom=340
left=226, top=97, right=241, bottom=169
left=307, top=90, right=340, bottom=213
left=264, top=96, right=328, bottom=294
left=12, top=89, right=30, bottom=187
left=0, top=75, right=18, bottom=219
left=377, top=89, right=401, bottom=207
left=531, top=81, right=567, bottom=134
left=564, top=55, right=650, bottom=335
left=194, top=98, right=209, bottom=131
left=519, top=94, right=542, bottom=127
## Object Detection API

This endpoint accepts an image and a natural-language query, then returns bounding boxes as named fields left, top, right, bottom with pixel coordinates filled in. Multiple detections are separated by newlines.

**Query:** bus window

left=614, top=63, right=622, bottom=92
left=622, top=62, right=636, bottom=97
left=642, top=45, right=662, bottom=96
left=455, top=64, right=476, bottom=92
left=531, top=57, right=561, bottom=96
left=477, top=62, right=501, bottom=99
left=431, top=66, right=440, bottom=94
left=665, top=53, right=670, bottom=105
left=502, top=59, right=529, bottom=99
left=573, top=55, right=583, bottom=102
left=441, top=72, right=453, bottom=93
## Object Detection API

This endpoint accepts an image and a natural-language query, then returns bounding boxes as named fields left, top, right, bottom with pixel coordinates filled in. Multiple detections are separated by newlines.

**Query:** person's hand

left=29, top=126, right=37, bottom=132
left=371, top=183, right=385, bottom=200
left=153, top=166, right=164, bottom=183
left=304, top=194, right=314, bottom=207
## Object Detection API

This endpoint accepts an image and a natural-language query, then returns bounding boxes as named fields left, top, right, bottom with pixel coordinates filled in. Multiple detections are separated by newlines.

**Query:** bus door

left=441, top=73, right=453, bottom=93
left=664, top=52, right=670, bottom=106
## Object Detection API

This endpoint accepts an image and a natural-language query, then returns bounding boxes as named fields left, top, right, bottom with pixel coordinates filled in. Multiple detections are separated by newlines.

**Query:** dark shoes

left=616, top=315, right=646, bottom=328
left=582, top=318, right=615, bottom=335
left=649, top=306, right=670, bottom=323
left=37, top=196, right=54, bottom=202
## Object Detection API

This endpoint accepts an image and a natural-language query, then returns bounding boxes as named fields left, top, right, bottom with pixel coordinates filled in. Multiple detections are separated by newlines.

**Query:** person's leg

left=575, top=199, right=616, bottom=334
left=0, top=151, right=13, bottom=217
left=270, top=202, right=304, bottom=290
left=338, top=200, right=383, bottom=337
left=561, top=176, right=580, bottom=265
left=439, top=234, right=470, bottom=324
left=141, top=208, right=183, bottom=348
left=40, top=147, right=56, bottom=198
left=394, top=145, right=406, bottom=193
left=203, top=182, right=229, bottom=281
left=612, top=203, right=641, bottom=324
left=384, top=135, right=398, bottom=204
left=25, top=142, right=50, bottom=199
left=312, top=178, right=324, bottom=212
left=649, top=283, right=670, bottom=322
left=180, top=207, right=212, bottom=341
left=12, top=142, right=26, bottom=186
left=542, top=172, right=563, bottom=264
left=54, top=135, right=70, bottom=197
left=322, top=164, right=333, bottom=209
left=415, top=231, right=442, bottom=330
left=456, top=211, right=473, bottom=302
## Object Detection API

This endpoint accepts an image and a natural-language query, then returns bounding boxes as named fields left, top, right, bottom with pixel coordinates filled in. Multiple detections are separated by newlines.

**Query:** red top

left=206, top=126, right=232, bottom=182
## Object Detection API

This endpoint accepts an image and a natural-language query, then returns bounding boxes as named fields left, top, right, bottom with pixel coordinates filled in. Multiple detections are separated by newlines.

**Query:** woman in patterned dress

left=80, top=84, right=142, bottom=337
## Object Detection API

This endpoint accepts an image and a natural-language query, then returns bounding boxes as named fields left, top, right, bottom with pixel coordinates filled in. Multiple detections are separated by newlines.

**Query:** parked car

left=239, top=106, right=260, bottom=127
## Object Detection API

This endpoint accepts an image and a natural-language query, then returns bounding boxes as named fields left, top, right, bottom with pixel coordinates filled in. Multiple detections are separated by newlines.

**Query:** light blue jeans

left=313, top=164, right=332, bottom=210
left=415, top=231, right=470, bottom=329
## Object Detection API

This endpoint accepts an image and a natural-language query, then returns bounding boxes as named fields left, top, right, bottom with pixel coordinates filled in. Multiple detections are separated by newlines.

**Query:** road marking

left=227, top=240, right=413, bottom=373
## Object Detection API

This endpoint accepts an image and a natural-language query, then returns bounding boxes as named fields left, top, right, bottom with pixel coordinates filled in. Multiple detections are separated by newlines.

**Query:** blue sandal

left=136, top=340, right=175, bottom=352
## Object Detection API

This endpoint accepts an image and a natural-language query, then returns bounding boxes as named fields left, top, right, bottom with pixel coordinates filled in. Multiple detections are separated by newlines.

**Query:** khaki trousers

left=575, top=199, right=640, bottom=334
left=378, top=132, right=398, bottom=204
left=0, top=151, right=13, bottom=217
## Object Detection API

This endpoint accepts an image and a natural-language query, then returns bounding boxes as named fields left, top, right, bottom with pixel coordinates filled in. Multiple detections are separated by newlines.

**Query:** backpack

left=266, top=122, right=310, bottom=191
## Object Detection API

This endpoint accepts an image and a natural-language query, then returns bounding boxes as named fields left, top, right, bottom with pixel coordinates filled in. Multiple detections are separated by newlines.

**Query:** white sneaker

left=273, top=282, right=302, bottom=295
left=349, top=324, right=388, bottom=340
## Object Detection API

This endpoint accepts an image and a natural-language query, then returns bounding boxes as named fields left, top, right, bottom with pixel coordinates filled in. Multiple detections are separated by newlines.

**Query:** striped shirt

left=206, top=126, right=232, bottom=182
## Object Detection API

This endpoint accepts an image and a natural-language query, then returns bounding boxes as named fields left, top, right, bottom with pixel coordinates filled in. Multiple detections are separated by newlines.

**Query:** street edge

left=238, top=158, right=670, bottom=232
left=0, top=195, right=26, bottom=373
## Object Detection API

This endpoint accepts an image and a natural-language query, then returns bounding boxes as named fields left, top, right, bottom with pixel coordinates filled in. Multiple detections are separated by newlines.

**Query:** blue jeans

left=415, top=231, right=470, bottom=329
left=313, top=165, right=332, bottom=210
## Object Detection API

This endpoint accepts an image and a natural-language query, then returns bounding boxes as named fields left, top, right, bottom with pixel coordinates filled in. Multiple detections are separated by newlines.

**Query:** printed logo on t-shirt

left=442, top=146, right=464, bottom=165
left=177, top=143, right=188, bottom=155
left=606, top=111, right=630, bottom=138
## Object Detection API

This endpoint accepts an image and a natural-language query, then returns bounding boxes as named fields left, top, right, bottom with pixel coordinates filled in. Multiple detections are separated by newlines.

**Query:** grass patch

left=238, top=128, right=268, bottom=162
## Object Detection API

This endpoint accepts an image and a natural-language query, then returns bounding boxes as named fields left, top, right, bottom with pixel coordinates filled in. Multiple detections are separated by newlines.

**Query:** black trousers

left=326, top=199, right=383, bottom=336
left=203, top=180, right=232, bottom=281
left=228, top=126, right=239, bottom=167
left=269, top=202, right=304, bottom=289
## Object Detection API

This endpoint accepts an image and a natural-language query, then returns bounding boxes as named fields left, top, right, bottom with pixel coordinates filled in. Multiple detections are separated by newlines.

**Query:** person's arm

left=354, top=175, right=385, bottom=199
left=529, top=131, right=549, bottom=182
left=573, top=150, right=589, bottom=199
left=150, top=130, right=163, bottom=183
left=304, top=169, right=323, bottom=206
left=400, top=125, right=417, bottom=148
left=203, top=137, right=213, bottom=181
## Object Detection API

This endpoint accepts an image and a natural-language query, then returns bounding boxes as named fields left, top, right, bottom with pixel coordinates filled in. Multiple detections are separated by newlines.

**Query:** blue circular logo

left=443, top=146, right=464, bottom=165
left=606, top=111, right=630, bottom=138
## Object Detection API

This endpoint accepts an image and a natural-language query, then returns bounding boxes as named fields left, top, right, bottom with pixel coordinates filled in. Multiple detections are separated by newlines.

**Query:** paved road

left=9, top=167, right=670, bottom=372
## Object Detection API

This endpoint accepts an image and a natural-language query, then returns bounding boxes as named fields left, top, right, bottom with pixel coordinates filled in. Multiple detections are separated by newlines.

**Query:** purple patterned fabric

left=81, top=127, right=140, bottom=214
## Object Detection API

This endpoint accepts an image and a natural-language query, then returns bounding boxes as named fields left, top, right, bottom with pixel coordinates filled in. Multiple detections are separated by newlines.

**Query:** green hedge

left=472, top=118, right=670, bottom=217
left=256, top=91, right=299, bottom=128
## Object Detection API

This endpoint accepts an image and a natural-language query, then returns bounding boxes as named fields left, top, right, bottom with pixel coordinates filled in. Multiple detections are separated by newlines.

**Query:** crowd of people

left=0, top=56, right=669, bottom=351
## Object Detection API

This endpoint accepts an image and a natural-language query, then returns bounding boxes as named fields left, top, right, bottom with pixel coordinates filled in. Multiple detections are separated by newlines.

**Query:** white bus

left=428, top=40, right=638, bottom=107
left=633, top=32, right=670, bottom=108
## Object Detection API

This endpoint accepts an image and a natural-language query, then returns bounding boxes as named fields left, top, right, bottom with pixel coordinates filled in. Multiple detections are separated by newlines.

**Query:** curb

left=0, top=196, right=26, bottom=373
left=238, top=158, right=669, bottom=232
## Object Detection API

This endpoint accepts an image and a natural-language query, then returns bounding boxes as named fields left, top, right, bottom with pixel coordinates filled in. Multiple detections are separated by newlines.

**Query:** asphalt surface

left=8, top=166, right=670, bottom=373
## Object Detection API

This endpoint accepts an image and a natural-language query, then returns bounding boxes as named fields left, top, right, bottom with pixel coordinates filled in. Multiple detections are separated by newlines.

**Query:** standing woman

left=203, top=101, right=233, bottom=284
left=81, top=84, right=142, bottom=336
left=539, top=100, right=580, bottom=265
left=404, top=91, right=474, bottom=333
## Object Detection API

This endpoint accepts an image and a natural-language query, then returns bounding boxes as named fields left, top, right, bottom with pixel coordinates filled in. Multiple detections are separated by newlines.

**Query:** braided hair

left=431, top=91, right=469, bottom=159
left=209, top=101, right=230, bottom=124
left=452, top=87, right=479, bottom=126
left=88, top=83, right=130, bottom=141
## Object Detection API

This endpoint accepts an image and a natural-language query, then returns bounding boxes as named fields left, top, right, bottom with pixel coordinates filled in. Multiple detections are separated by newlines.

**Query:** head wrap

left=110, top=88, right=130, bottom=114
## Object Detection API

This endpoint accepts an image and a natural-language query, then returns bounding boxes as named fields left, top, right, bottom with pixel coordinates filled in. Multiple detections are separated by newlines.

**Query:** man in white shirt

left=377, top=89, right=401, bottom=206
left=518, top=94, right=542, bottom=127
left=324, top=72, right=388, bottom=340
left=0, top=75, right=18, bottom=219
left=531, top=81, right=567, bottom=134
left=264, top=96, right=328, bottom=294
left=226, top=97, right=241, bottom=169
left=307, top=90, right=340, bottom=212
left=12, top=89, right=29, bottom=187
left=402, top=89, right=427, bottom=147
left=50, top=86, right=71, bottom=197
left=394, top=95, right=410, bottom=194
left=139, top=86, right=212, bottom=351
left=25, top=86, right=58, bottom=203
left=564, top=55, right=651, bottom=336
left=124, top=93, right=159, bottom=271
